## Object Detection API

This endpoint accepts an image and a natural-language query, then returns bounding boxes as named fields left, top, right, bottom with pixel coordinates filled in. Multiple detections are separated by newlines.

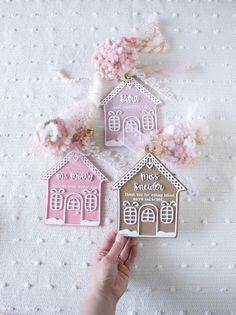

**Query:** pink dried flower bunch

left=35, top=117, right=91, bottom=155
left=150, top=122, right=204, bottom=165
left=91, top=38, right=137, bottom=80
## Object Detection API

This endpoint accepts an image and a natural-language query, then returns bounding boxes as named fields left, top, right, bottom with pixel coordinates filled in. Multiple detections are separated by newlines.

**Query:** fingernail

left=116, top=233, right=125, bottom=243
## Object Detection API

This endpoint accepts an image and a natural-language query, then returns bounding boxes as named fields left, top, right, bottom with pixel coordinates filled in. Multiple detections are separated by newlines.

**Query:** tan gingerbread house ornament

left=112, top=152, right=187, bottom=238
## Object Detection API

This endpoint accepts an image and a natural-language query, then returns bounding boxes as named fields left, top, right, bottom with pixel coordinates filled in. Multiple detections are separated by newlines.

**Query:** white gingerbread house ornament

left=112, top=152, right=187, bottom=238
left=102, top=77, right=162, bottom=147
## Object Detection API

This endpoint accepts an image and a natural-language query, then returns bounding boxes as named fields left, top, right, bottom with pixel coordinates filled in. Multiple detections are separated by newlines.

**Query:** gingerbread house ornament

left=102, top=77, right=162, bottom=147
left=42, top=151, right=108, bottom=226
left=112, top=152, right=187, bottom=237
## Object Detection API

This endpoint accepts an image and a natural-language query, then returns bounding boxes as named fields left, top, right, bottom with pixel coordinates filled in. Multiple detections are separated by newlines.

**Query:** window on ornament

left=160, top=203, right=174, bottom=224
left=67, top=197, right=81, bottom=212
left=141, top=208, right=155, bottom=222
left=142, top=110, right=154, bottom=131
left=125, top=119, right=139, bottom=133
left=85, top=192, right=98, bottom=212
left=124, top=206, right=137, bottom=225
left=108, top=111, right=121, bottom=131
left=50, top=189, right=64, bottom=210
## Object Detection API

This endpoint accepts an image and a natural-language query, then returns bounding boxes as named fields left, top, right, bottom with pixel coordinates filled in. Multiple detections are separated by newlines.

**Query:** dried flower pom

left=91, top=38, right=137, bottom=80
left=35, top=117, right=91, bottom=155
left=35, top=118, right=69, bottom=154
left=149, top=121, right=206, bottom=165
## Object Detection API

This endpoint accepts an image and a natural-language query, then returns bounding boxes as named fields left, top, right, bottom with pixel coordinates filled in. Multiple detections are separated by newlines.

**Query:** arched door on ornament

left=138, top=204, right=158, bottom=236
left=64, top=193, right=83, bottom=225
left=123, top=116, right=141, bottom=145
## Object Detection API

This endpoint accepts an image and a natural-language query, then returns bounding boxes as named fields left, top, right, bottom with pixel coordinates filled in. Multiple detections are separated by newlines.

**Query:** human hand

left=91, top=229, right=138, bottom=302
left=80, top=229, right=138, bottom=315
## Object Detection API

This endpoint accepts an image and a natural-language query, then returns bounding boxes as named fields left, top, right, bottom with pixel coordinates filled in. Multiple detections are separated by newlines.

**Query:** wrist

left=81, top=290, right=117, bottom=315
left=87, top=288, right=118, bottom=307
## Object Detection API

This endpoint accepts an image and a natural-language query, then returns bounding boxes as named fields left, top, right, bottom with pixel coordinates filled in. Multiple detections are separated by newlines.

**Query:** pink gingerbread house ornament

left=102, top=77, right=162, bottom=147
left=42, top=151, right=108, bottom=226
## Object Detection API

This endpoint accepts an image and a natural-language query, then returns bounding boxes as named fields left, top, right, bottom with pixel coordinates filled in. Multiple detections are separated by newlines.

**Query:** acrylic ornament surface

left=1, top=1, right=236, bottom=314
left=42, top=151, right=108, bottom=226
left=113, top=153, right=186, bottom=237
left=102, top=78, right=162, bottom=147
